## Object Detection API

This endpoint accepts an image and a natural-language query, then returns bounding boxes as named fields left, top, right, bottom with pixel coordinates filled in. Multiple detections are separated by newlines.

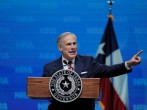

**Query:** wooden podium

left=27, top=77, right=100, bottom=99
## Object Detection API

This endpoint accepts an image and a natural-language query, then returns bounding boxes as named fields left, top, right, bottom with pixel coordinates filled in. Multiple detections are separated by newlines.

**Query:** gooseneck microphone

left=53, top=60, right=74, bottom=73
left=63, top=60, right=74, bottom=70
left=63, top=60, right=72, bottom=65
left=63, top=60, right=68, bottom=65
left=68, top=60, right=72, bottom=65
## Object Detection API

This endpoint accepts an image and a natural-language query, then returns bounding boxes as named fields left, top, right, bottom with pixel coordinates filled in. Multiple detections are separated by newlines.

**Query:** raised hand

left=126, top=50, right=143, bottom=67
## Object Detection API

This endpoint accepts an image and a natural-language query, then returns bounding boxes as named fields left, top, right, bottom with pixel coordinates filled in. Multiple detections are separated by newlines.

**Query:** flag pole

left=98, top=1, right=114, bottom=110
left=107, top=0, right=114, bottom=20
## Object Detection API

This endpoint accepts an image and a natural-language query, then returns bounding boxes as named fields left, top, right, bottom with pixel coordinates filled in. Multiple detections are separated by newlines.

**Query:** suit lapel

left=75, top=55, right=84, bottom=75
left=54, top=57, right=63, bottom=72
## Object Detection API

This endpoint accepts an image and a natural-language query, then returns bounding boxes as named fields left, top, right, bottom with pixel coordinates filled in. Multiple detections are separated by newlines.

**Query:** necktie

left=68, top=61, right=74, bottom=70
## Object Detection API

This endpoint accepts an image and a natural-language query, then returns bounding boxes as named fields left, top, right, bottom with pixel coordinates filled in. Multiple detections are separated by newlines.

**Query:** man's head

left=57, top=32, right=77, bottom=60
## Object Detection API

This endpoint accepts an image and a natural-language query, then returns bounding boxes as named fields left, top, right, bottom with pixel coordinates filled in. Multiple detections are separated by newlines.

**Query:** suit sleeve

left=89, top=62, right=132, bottom=78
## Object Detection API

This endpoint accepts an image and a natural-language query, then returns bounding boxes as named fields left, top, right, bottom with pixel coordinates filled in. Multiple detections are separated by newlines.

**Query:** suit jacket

left=42, top=55, right=131, bottom=110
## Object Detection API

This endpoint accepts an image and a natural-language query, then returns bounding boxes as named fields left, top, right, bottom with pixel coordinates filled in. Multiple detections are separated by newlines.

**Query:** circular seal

left=49, top=69, right=82, bottom=103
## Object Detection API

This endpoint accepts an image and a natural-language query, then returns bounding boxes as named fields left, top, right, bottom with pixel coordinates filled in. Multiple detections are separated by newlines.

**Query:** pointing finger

left=135, top=50, right=143, bottom=57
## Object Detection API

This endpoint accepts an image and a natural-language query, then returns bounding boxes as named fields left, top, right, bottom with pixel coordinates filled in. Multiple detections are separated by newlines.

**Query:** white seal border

left=49, top=69, right=83, bottom=103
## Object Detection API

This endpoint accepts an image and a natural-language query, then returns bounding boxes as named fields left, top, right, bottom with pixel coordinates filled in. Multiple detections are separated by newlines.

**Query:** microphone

left=68, top=60, right=72, bottom=65
left=63, top=60, right=74, bottom=70
left=53, top=60, right=74, bottom=74
left=63, top=60, right=68, bottom=65
left=63, top=60, right=72, bottom=65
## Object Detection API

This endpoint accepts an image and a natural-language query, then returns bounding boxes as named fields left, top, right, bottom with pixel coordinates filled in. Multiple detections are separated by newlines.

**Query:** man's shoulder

left=77, top=54, right=94, bottom=60
left=44, top=58, right=60, bottom=67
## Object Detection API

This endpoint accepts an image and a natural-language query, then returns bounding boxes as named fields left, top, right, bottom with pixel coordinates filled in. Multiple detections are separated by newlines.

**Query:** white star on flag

left=97, top=42, right=105, bottom=55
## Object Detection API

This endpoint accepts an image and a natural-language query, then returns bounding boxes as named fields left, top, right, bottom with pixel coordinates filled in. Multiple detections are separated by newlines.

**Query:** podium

left=27, top=77, right=100, bottom=99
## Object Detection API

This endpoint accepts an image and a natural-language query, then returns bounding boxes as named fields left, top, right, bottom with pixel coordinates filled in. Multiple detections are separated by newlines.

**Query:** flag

left=96, top=15, right=129, bottom=110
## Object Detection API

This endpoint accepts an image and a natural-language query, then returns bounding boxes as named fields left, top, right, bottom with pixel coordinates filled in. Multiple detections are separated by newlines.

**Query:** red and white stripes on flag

left=96, top=16, right=129, bottom=110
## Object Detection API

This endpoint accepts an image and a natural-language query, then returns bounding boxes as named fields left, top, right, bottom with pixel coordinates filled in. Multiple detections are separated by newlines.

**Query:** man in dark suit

left=42, top=32, right=143, bottom=110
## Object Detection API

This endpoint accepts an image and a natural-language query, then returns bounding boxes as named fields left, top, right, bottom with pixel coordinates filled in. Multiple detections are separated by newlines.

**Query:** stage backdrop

left=0, top=0, right=147, bottom=110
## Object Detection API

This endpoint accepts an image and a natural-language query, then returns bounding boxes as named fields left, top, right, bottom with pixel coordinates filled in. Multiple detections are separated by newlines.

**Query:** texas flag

left=96, top=15, right=129, bottom=110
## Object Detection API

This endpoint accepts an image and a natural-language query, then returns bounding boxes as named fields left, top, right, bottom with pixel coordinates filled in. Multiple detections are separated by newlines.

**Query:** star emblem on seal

left=62, top=81, right=70, bottom=88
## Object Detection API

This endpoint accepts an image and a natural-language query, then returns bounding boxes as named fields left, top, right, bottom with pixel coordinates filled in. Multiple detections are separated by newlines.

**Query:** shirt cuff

left=125, top=62, right=132, bottom=70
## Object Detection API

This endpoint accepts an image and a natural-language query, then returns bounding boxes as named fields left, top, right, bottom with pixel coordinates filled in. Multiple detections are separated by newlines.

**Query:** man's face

left=58, top=34, right=77, bottom=60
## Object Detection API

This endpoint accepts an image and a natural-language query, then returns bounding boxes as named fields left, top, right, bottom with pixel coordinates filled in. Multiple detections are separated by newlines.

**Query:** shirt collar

left=62, top=56, right=75, bottom=65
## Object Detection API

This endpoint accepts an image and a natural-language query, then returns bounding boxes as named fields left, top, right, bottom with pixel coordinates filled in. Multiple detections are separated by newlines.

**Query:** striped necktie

left=68, top=61, right=74, bottom=70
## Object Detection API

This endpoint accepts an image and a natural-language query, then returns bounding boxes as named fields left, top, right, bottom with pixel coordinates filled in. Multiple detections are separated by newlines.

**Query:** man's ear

left=58, top=45, right=62, bottom=51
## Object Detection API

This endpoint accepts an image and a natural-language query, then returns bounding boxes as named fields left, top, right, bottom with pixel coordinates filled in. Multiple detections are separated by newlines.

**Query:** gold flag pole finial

left=107, top=0, right=114, bottom=20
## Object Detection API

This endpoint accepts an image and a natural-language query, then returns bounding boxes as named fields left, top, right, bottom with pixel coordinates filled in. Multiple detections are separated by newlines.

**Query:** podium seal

left=49, top=69, right=82, bottom=103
